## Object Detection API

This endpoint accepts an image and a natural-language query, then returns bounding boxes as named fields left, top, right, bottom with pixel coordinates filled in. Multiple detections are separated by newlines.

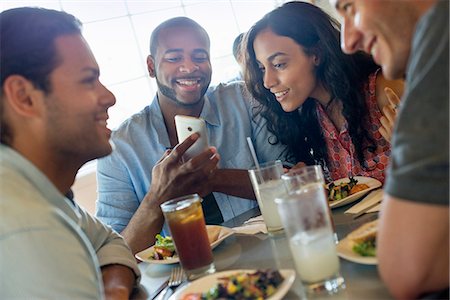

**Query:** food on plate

left=347, top=219, right=378, bottom=257
left=327, top=177, right=370, bottom=201
left=182, top=269, right=284, bottom=300
left=206, top=225, right=221, bottom=244
left=350, top=183, right=370, bottom=194
left=151, top=234, right=176, bottom=260
left=149, top=226, right=224, bottom=261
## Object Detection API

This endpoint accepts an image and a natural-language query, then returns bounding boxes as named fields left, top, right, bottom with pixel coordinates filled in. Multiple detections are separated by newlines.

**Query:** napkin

left=367, top=203, right=381, bottom=213
left=232, top=215, right=268, bottom=234
left=345, top=189, right=384, bottom=214
left=243, top=215, right=264, bottom=225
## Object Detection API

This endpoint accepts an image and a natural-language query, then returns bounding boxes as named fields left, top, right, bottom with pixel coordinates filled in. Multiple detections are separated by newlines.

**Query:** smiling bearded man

left=95, top=17, right=290, bottom=255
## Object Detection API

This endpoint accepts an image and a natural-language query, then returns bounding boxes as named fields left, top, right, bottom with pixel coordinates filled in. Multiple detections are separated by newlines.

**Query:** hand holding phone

left=174, top=115, right=209, bottom=161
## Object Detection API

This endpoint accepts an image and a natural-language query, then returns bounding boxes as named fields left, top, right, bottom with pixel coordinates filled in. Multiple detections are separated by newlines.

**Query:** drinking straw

left=246, top=137, right=261, bottom=170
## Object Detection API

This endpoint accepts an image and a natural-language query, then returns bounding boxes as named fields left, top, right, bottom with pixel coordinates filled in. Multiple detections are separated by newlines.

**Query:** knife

left=148, top=279, right=169, bottom=300
left=352, top=200, right=381, bottom=219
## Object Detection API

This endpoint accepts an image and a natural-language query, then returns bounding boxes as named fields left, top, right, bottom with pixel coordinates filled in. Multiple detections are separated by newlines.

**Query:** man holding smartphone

left=96, top=17, right=289, bottom=254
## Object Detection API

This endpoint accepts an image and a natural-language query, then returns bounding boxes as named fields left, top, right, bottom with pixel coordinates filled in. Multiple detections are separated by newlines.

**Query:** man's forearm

left=212, top=169, right=256, bottom=200
left=378, top=195, right=449, bottom=299
left=120, top=196, right=165, bottom=255
left=101, top=264, right=136, bottom=300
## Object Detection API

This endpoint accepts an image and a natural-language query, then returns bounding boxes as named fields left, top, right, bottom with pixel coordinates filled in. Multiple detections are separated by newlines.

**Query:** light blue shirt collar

left=200, top=93, right=221, bottom=127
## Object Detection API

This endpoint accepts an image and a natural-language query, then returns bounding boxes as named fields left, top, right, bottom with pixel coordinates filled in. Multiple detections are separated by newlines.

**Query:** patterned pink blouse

left=316, top=71, right=390, bottom=183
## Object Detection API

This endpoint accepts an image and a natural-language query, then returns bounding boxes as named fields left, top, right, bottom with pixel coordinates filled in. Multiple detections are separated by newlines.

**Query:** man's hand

left=120, top=133, right=220, bottom=254
left=148, top=133, right=220, bottom=206
left=101, top=264, right=136, bottom=300
left=379, top=87, right=401, bottom=142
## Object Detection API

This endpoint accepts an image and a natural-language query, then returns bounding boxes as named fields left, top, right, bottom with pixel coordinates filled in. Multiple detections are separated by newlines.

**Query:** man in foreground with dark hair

left=0, top=7, right=142, bottom=298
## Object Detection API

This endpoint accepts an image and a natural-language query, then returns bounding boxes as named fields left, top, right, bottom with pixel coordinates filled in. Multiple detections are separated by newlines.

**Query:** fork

left=159, top=267, right=185, bottom=300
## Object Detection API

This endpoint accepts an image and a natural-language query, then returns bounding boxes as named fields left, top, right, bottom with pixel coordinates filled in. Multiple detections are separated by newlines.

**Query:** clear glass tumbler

left=282, top=165, right=337, bottom=242
left=276, top=166, right=345, bottom=294
left=161, top=194, right=215, bottom=280
left=248, top=160, right=287, bottom=235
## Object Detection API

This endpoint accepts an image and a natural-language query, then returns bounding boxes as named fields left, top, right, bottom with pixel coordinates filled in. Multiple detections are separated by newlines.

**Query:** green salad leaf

left=352, top=241, right=376, bottom=257
left=155, top=234, right=175, bottom=252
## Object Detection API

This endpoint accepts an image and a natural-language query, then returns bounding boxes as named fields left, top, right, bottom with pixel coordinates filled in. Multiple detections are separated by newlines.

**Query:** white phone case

left=174, top=115, right=209, bottom=161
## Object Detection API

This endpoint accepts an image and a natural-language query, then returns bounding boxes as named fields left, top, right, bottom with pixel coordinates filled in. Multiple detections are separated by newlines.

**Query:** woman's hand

left=379, top=87, right=401, bottom=142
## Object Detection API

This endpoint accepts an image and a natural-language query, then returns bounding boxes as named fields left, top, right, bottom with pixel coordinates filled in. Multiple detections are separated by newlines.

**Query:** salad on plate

left=181, top=269, right=286, bottom=300
left=326, top=177, right=369, bottom=202
left=152, top=234, right=176, bottom=260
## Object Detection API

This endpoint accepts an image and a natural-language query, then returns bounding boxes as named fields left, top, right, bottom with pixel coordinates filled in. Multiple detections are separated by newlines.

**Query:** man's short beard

left=156, top=78, right=207, bottom=107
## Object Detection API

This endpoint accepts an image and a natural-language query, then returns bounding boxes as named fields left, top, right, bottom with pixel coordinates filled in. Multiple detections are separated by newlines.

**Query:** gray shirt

left=96, top=82, right=288, bottom=232
left=0, top=145, right=140, bottom=299
left=385, top=0, right=449, bottom=205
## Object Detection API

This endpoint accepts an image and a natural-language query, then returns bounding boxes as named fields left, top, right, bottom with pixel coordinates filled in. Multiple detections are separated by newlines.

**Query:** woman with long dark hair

left=243, top=1, right=403, bottom=183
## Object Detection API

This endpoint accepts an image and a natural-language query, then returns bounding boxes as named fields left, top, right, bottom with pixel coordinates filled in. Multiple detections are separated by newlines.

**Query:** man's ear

left=2, top=75, right=44, bottom=118
left=147, top=55, right=156, bottom=78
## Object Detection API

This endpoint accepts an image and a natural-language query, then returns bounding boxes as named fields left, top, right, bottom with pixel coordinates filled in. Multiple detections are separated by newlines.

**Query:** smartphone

left=174, top=115, right=209, bottom=161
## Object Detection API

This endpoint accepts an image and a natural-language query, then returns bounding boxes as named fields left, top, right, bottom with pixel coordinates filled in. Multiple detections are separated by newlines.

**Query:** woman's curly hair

left=243, top=1, right=378, bottom=168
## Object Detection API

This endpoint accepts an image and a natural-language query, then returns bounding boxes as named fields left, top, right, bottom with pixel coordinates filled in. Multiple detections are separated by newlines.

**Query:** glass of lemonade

left=161, top=194, right=215, bottom=280
left=276, top=166, right=345, bottom=294
left=248, top=160, right=287, bottom=235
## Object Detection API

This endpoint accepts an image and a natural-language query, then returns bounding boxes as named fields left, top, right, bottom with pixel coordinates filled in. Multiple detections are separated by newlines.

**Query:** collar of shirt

left=316, top=103, right=349, bottom=139
left=200, top=92, right=221, bottom=127
left=0, top=144, right=82, bottom=224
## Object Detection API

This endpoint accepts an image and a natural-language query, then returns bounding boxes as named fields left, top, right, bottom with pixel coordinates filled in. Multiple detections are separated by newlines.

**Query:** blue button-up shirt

left=96, top=82, right=288, bottom=232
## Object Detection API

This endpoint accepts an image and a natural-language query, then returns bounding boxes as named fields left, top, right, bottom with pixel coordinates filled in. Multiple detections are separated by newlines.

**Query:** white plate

left=208, top=225, right=235, bottom=249
left=328, top=176, right=382, bottom=209
left=171, top=269, right=296, bottom=300
left=135, top=225, right=234, bottom=264
left=135, top=244, right=180, bottom=265
left=336, top=236, right=377, bottom=265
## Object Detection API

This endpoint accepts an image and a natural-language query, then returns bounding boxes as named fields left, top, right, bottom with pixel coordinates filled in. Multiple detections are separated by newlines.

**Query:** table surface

left=135, top=202, right=390, bottom=300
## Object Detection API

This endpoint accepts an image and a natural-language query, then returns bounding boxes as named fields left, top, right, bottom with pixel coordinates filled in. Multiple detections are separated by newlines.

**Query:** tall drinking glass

left=276, top=167, right=345, bottom=294
left=248, top=160, right=287, bottom=235
left=282, top=166, right=337, bottom=242
left=282, top=165, right=325, bottom=191
left=160, top=194, right=215, bottom=280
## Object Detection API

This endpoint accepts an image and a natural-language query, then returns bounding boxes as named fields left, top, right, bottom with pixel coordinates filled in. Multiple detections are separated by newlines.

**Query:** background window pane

left=83, top=17, right=146, bottom=87
left=126, top=0, right=183, bottom=15
left=229, top=0, right=279, bottom=32
left=108, top=77, right=153, bottom=128
left=130, top=7, right=186, bottom=58
left=61, top=0, right=128, bottom=23
left=2, top=0, right=62, bottom=10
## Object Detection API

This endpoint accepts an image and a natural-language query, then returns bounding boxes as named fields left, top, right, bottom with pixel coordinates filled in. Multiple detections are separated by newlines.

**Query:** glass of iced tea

left=160, top=194, right=215, bottom=280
